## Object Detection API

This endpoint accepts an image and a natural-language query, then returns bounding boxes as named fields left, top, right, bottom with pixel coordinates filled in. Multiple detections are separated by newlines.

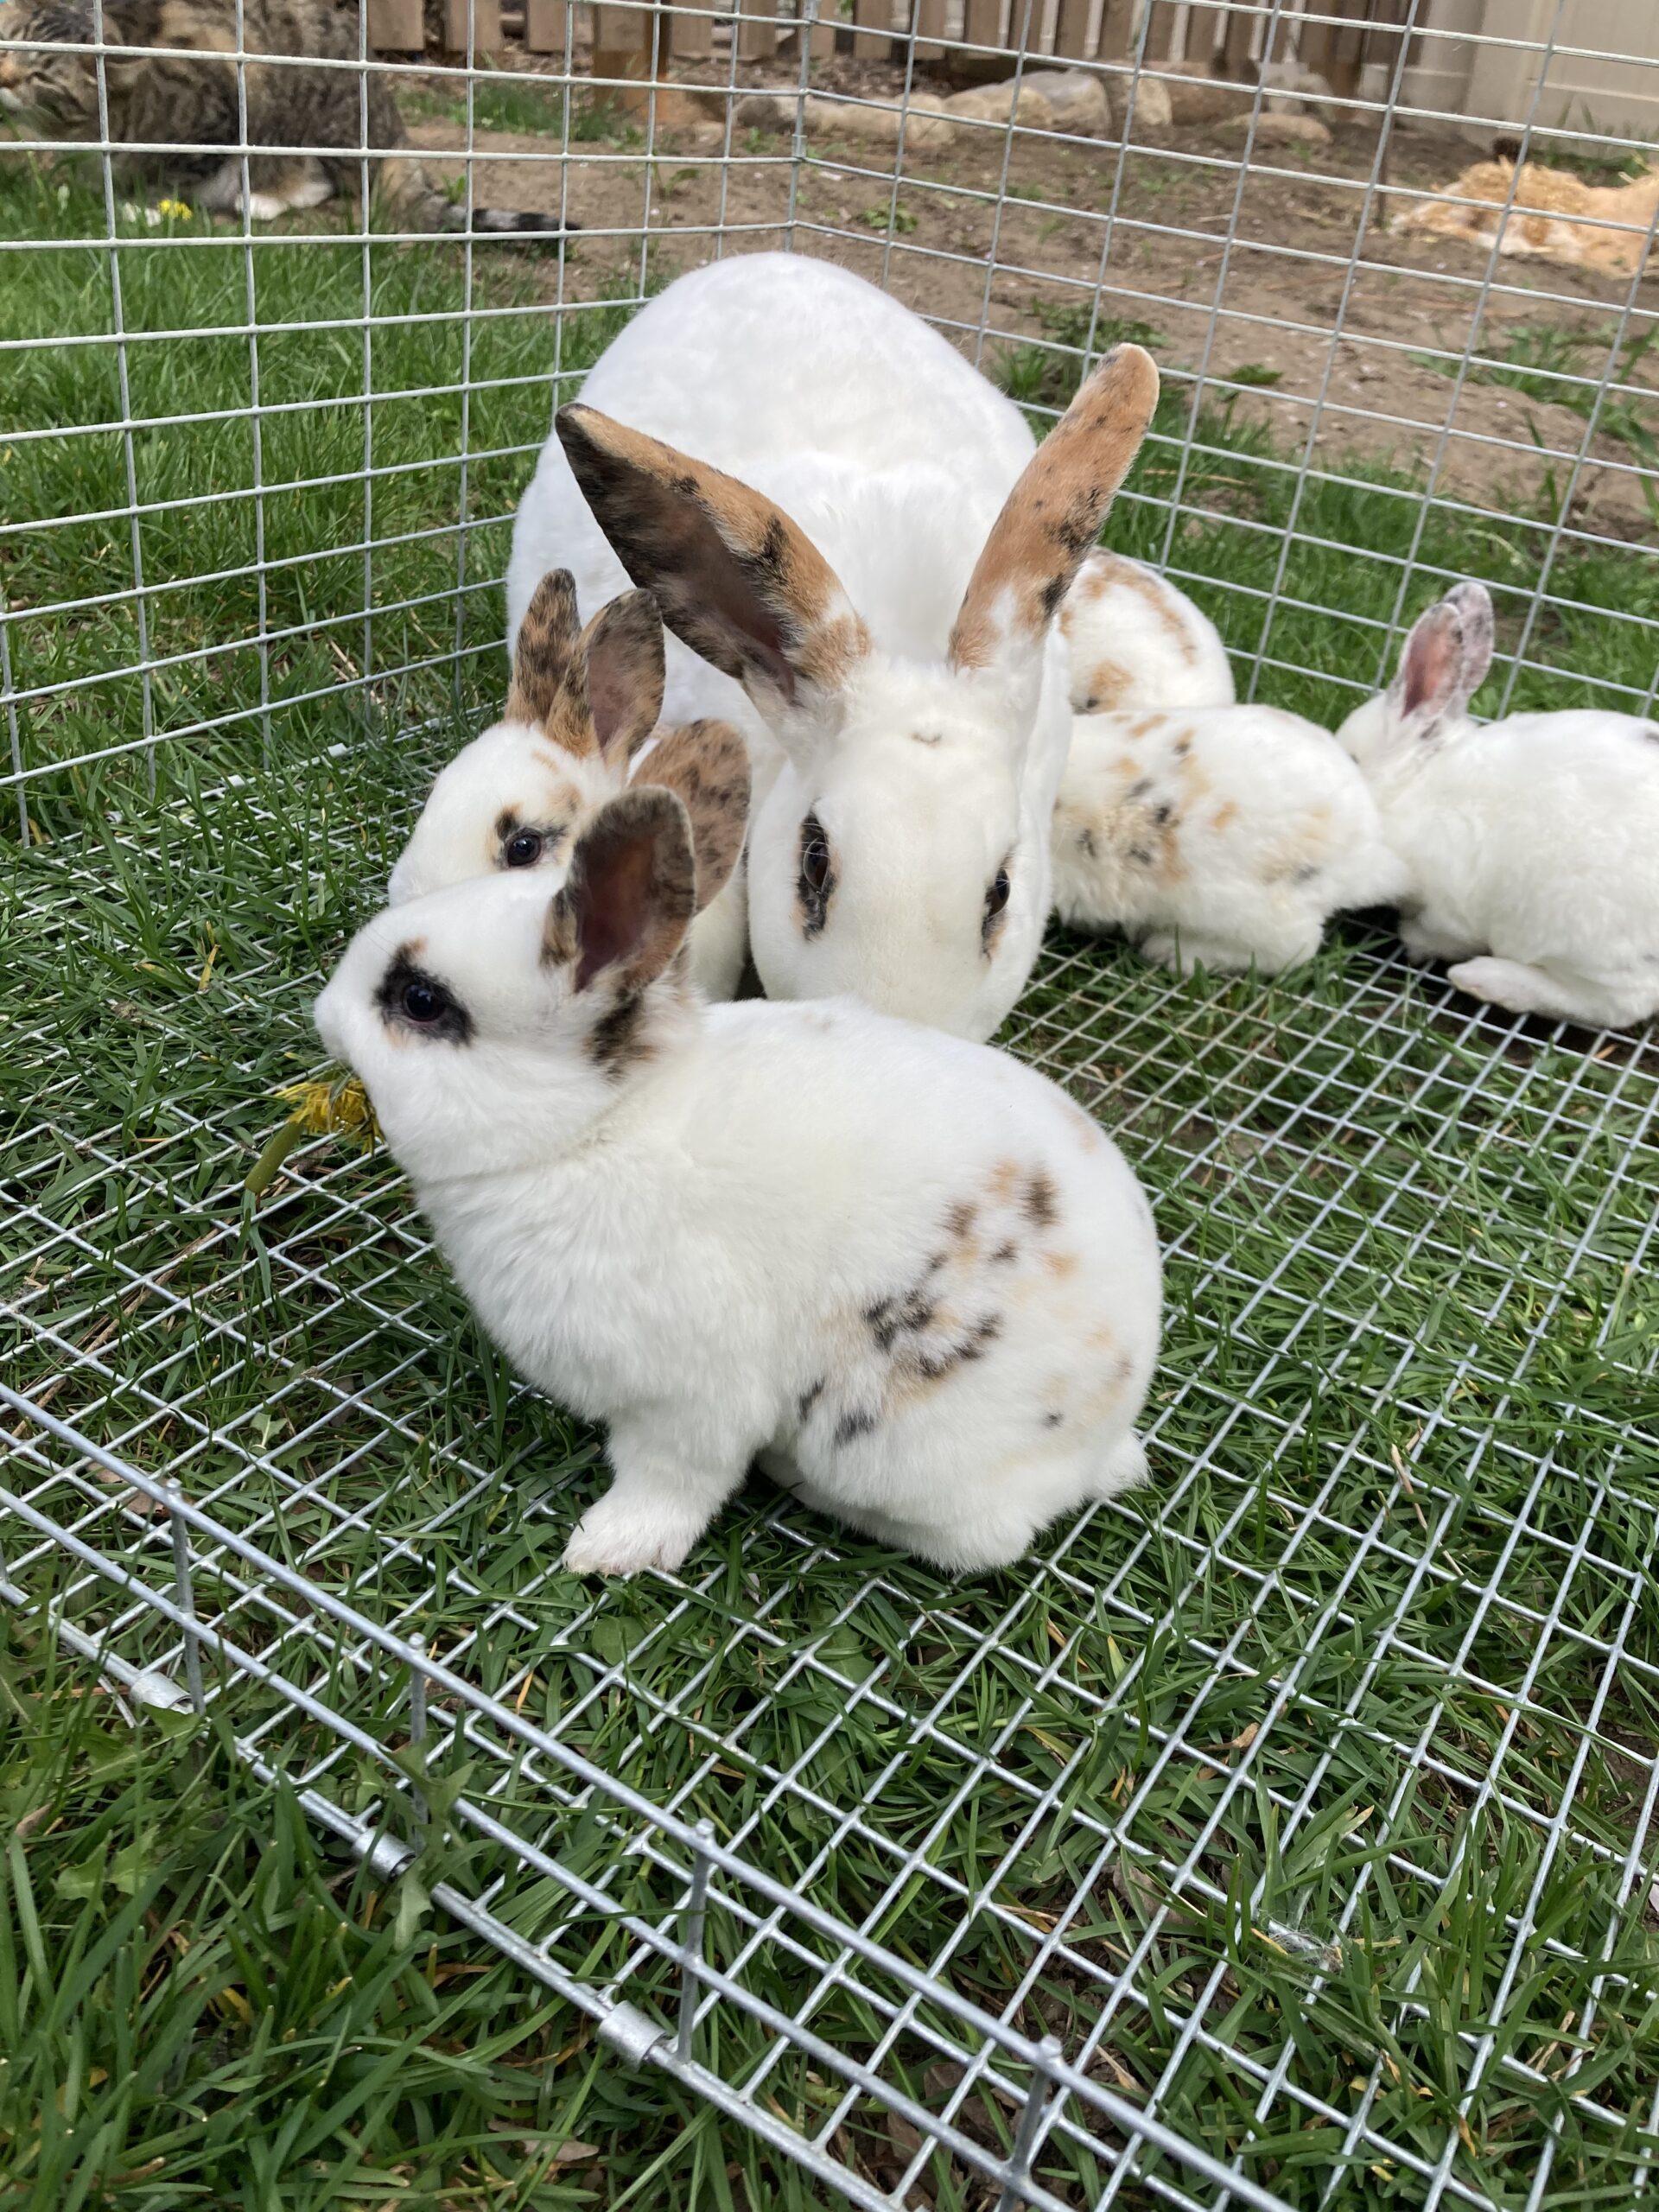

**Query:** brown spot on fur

left=947, top=1199, right=978, bottom=1240
left=1023, top=1171, right=1059, bottom=1230
left=991, top=1240, right=1018, bottom=1264
left=988, top=1160, right=1020, bottom=1200
left=1077, top=658, right=1135, bottom=713
left=1063, top=554, right=1206, bottom=705
left=948, top=347, right=1159, bottom=671
left=634, top=719, right=750, bottom=913
left=585, top=990, right=652, bottom=1078
left=555, top=405, right=870, bottom=708
left=1044, top=1249, right=1080, bottom=1281
left=1211, top=802, right=1238, bottom=833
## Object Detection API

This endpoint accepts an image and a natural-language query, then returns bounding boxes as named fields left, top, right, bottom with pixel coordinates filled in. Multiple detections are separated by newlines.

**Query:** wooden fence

left=365, top=0, right=1413, bottom=102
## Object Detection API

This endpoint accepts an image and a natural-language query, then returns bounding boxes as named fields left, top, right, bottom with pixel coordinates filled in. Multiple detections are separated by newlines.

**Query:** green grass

left=993, top=308, right=1659, bottom=721
left=404, top=73, right=628, bottom=142
left=1411, top=322, right=1659, bottom=527
left=0, top=157, right=633, bottom=836
left=3, top=173, right=1659, bottom=2210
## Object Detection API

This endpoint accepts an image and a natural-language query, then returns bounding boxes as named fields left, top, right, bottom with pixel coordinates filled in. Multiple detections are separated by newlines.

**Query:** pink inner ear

left=575, top=829, right=655, bottom=990
left=1401, top=608, right=1464, bottom=723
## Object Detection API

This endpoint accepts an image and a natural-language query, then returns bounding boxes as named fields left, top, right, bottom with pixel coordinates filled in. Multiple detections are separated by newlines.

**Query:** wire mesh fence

left=3, top=0, right=1658, bottom=2204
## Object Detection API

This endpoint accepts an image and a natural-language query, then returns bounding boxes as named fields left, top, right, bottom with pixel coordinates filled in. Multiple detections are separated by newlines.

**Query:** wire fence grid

left=3, top=0, right=1658, bottom=2204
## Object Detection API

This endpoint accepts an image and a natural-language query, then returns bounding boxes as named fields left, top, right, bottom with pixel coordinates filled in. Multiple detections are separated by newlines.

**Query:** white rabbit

left=1052, top=704, right=1408, bottom=975
left=1060, top=550, right=1236, bottom=715
left=507, top=251, right=1159, bottom=1043
left=1338, top=581, right=1659, bottom=1030
left=315, top=785, right=1163, bottom=1578
left=389, top=571, right=751, bottom=1000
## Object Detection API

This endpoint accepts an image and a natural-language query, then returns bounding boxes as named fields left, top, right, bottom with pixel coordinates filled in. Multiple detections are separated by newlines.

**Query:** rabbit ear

left=581, top=588, right=665, bottom=766
left=556, top=404, right=870, bottom=724
left=633, top=719, right=751, bottom=913
left=543, top=785, right=696, bottom=994
left=949, top=345, right=1160, bottom=683
left=506, top=569, right=583, bottom=728
left=1393, top=582, right=1493, bottom=735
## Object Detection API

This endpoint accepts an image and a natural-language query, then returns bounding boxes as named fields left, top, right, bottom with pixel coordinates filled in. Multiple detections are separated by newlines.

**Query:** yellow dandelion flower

left=245, top=1074, right=378, bottom=1198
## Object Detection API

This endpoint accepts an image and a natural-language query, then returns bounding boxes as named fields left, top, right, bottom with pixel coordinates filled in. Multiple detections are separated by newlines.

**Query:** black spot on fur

left=946, top=1200, right=977, bottom=1240
left=1128, top=777, right=1153, bottom=800
left=1076, top=827, right=1098, bottom=860
left=1043, top=1409, right=1065, bottom=1429
left=1292, top=862, right=1320, bottom=887
left=1039, top=575, right=1068, bottom=621
left=374, top=947, right=473, bottom=1046
left=991, top=1240, right=1018, bottom=1264
left=834, top=1408, right=878, bottom=1448
left=586, top=990, right=651, bottom=1078
left=797, top=1379, right=824, bottom=1422
left=1128, top=846, right=1153, bottom=868
left=1151, top=802, right=1175, bottom=829
left=1173, top=734, right=1192, bottom=760
left=1024, top=1171, right=1059, bottom=1230
left=1052, top=497, right=1102, bottom=560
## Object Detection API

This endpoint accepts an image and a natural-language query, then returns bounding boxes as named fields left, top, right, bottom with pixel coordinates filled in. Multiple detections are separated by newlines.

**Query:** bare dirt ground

left=410, top=56, right=1659, bottom=535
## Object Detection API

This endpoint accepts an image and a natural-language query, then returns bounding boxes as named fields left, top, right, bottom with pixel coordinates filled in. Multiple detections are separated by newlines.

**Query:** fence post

left=910, top=0, right=944, bottom=60
left=523, top=0, right=574, bottom=51
left=852, top=0, right=893, bottom=59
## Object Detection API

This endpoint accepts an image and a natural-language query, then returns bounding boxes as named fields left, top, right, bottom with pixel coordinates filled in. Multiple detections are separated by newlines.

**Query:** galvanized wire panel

left=3, top=0, right=1659, bottom=2202
left=3, top=742, right=1657, bottom=2208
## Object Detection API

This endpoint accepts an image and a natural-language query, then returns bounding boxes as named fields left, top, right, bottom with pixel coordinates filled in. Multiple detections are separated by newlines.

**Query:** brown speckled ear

left=544, top=785, right=696, bottom=994
left=506, top=569, right=583, bottom=729
left=634, top=719, right=751, bottom=913
left=949, top=345, right=1160, bottom=676
left=1395, top=582, right=1494, bottom=734
left=556, top=404, right=870, bottom=721
left=582, top=589, right=665, bottom=766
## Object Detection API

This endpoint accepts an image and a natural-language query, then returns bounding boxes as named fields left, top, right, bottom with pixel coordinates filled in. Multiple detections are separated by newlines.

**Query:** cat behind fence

left=0, top=0, right=563, bottom=232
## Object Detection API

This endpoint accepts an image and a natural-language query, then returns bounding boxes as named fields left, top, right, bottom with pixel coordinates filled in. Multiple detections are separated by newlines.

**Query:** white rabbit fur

left=1052, top=703, right=1408, bottom=974
left=389, top=573, right=751, bottom=1001
left=508, top=252, right=1159, bottom=1042
left=1060, top=550, right=1236, bottom=715
left=1338, top=581, right=1659, bottom=1030
left=315, top=785, right=1162, bottom=1578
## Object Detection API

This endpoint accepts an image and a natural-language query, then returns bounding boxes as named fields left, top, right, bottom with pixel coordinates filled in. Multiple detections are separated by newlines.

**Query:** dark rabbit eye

left=985, top=867, right=1011, bottom=918
left=376, top=952, right=473, bottom=1044
left=801, top=825, right=831, bottom=895
left=504, top=829, right=544, bottom=868
left=402, top=977, right=446, bottom=1023
left=798, top=810, right=836, bottom=939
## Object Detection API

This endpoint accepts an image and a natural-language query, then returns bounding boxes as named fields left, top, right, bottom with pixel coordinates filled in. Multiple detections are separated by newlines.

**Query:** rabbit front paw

left=562, top=1492, right=707, bottom=1578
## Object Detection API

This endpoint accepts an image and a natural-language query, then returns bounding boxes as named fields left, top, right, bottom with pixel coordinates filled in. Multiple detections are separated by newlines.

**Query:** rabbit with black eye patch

left=507, top=252, right=1160, bottom=1044
left=315, top=785, right=1162, bottom=1580
left=1338, top=581, right=1659, bottom=1031
left=389, top=570, right=751, bottom=1001
left=1052, top=702, right=1408, bottom=976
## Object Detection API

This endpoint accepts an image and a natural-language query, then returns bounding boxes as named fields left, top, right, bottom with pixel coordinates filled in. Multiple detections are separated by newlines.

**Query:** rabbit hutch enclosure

left=3, top=0, right=1659, bottom=2202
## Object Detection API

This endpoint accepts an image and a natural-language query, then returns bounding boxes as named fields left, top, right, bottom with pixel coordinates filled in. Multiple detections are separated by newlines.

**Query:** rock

left=944, top=79, right=1058, bottom=135
left=1258, top=58, right=1336, bottom=118
left=805, top=90, right=952, bottom=149
left=1122, top=74, right=1172, bottom=130
left=1032, top=68, right=1110, bottom=136
left=1215, top=109, right=1332, bottom=148
left=736, top=88, right=954, bottom=148
left=1156, top=60, right=1256, bottom=126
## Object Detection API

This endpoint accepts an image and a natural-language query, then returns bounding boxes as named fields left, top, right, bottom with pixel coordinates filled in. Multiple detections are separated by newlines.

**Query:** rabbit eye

left=376, top=950, right=474, bottom=1044
left=798, top=811, right=836, bottom=939
left=982, top=865, right=1012, bottom=950
left=504, top=829, right=545, bottom=868
left=402, top=977, right=448, bottom=1023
